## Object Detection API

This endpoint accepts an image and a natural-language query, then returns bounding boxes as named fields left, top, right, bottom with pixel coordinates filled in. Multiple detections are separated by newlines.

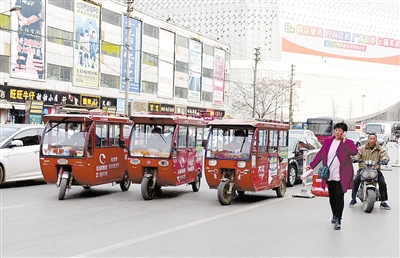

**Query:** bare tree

left=230, top=77, right=298, bottom=119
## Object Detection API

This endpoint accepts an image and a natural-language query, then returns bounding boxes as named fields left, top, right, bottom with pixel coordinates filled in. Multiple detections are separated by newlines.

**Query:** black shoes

left=333, top=218, right=341, bottom=230
left=331, top=215, right=337, bottom=224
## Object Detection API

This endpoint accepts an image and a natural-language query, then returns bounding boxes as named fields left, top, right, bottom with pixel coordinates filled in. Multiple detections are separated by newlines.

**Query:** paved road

left=1, top=167, right=399, bottom=257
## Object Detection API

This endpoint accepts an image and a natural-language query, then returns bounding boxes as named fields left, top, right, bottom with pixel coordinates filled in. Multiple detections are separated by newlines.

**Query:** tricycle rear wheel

left=141, top=177, right=155, bottom=200
left=120, top=173, right=131, bottom=191
left=217, top=181, right=234, bottom=205
left=58, top=178, right=68, bottom=200
left=191, top=174, right=201, bottom=192
left=275, top=177, right=287, bottom=197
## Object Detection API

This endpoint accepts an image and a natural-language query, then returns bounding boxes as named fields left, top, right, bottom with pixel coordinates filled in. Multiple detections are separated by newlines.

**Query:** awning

left=0, top=102, right=12, bottom=109
left=12, top=103, right=26, bottom=110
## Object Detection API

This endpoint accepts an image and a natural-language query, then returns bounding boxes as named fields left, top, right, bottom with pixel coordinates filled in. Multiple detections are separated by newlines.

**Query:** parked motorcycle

left=353, top=159, right=385, bottom=213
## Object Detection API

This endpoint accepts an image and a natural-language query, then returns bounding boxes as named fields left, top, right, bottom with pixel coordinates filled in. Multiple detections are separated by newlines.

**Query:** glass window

left=0, top=55, right=9, bottom=73
left=0, top=14, right=11, bottom=30
left=95, top=124, right=108, bottom=147
left=279, top=130, right=288, bottom=147
left=203, top=44, right=214, bottom=56
left=178, top=126, right=187, bottom=148
left=47, top=64, right=71, bottom=82
left=269, top=130, right=278, bottom=153
left=102, top=9, right=121, bottom=27
left=176, top=60, right=188, bottom=73
left=101, top=73, right=119, bottom=89
left=258, top=129, right=268, bottom=154
left=143, top=23, right=159, bottom=38
left=109, top=124, right=120, bottom=147
left=143, top=52, right=158, bottom=66
left=47, top=27, right=73, bottom=47
left=202, top=91, right=212, bottom=102
left=188, top=126, right=196, bottom=148
left=48, top=0, right=74, bottom=11
left=203, top=67, right=213, bottom=78
left=142, top=81, right=157, bottom=94
left=174, top=87, right=187, bottom=98
left=176, top=34, right=188, bottom=48
left=101, top=41, right=120, bottom=57
left=14, top=129, right=40, bottom=146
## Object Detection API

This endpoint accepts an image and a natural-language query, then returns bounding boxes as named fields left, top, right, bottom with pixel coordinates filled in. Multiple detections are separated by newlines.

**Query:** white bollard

left=392, top=143, right=400, bottom=167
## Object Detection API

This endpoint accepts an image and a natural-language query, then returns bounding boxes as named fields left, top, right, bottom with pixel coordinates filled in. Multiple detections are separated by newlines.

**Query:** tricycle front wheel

left=141, top=177, right=155, bottom=200
left=217, top=181, right=234, bottom=205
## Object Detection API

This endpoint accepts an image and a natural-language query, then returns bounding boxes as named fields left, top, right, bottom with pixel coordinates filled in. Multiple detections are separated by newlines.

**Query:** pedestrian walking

left=304, top=122, right=358, bottom=230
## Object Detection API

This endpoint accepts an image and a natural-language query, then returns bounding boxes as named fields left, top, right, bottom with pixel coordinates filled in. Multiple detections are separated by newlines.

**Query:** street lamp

left=1, top=5, right=21, bottom=14
left=361, top=94, right=366, bottom=117
left=124, top=1, right=133, bottom=116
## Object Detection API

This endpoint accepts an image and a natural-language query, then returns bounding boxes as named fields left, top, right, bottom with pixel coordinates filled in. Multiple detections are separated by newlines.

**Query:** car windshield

left=41, top=122, right=86, bottom=157
left=129, top=124, right=175, bottom=158
left=205, top=127, right=253, bottom=160
left=0, top=126, right=20, bottom=142
left=289, top=130, right=303, bottom=135
left=288, top=137, right=297, bottom=152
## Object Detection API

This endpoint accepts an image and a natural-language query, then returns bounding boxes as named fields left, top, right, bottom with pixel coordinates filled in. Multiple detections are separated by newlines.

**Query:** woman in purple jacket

left=306, top=122, right=358, bottom=230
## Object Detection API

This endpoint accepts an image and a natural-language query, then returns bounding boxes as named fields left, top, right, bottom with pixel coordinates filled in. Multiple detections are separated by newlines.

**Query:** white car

left=289, top=129, right=318, bottom=141
left=0, top=124, right=44, bottom=185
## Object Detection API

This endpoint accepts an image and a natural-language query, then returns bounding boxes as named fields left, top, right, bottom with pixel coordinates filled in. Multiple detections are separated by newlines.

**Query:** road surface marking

left=0, top=205, right=24, bottom=210
left=71, top=197, right=287, bottom=257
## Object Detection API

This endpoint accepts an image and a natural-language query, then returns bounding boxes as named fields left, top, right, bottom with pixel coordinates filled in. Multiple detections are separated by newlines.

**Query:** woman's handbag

left=318, top=152, right=337, bottom=180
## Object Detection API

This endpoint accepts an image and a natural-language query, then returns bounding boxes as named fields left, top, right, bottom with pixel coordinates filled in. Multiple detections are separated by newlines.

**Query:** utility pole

left=125, top=0, right=133, bottom=116
left=252, top=47, right=260, bottom=118
left=289, top=64, right=295, bottom=128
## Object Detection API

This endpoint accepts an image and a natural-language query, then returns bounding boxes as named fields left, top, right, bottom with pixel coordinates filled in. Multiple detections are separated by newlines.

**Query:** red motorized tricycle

left=204, top=118, right=289, bottom=205
left=39, top=111, right=133, bottom=200
left=127, top=114, right=205, bottom=200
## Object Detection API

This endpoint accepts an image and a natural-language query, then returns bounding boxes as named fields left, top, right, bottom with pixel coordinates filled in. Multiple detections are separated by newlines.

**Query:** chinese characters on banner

left=121, top=15, right=142, bottom=93
left=213, top=48, right=225, bottom=105
left=188, top=39, right=202, bottom=101
left=10, top=0, right=45, bottom=80
left=74, top=0, right=100, bottom=87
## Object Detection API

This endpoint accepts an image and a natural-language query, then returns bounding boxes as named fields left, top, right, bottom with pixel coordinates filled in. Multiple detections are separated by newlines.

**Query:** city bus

left=306, top=116, right=355, bottom=144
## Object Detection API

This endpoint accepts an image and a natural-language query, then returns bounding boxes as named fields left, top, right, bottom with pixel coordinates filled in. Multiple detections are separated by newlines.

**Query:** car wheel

left=0, top=165, right=4, bottom=183
left=287, top=165, right=297, bottom=187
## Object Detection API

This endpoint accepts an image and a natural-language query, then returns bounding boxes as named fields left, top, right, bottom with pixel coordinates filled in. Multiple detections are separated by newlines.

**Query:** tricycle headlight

left=208, top=159, right=217, bottom=166
left=130, top=159, right=141, bottom=165
left=237, top=161, right=246, bottom=168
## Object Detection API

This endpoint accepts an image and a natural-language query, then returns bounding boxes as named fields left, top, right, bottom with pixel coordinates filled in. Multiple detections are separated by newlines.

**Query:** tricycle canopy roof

left=129, top=114, right=205, bottom=126
left=43, top=113, right=132, bottom=124
left=207, top=118, right=289, bottom=130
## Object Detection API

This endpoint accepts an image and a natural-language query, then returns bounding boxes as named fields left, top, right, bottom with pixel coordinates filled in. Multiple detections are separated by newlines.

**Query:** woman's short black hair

left=333, top=122, right=348, bottom=132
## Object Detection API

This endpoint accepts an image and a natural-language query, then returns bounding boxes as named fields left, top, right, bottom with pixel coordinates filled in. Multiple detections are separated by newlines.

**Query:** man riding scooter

left=349, top=133, right=391, bottom=210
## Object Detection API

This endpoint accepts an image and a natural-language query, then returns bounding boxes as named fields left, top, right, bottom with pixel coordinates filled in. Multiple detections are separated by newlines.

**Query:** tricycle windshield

left=129, top=124, right=175, bottom=158
left=205, top=127, right=253, bottom=160
left=41, top=121, right=88, bottom=157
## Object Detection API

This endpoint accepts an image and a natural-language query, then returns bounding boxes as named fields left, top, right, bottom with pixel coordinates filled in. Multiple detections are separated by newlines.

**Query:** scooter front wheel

left=363, top=189, right=376, bottom=213
left=58, top=178, right=68, bottom=200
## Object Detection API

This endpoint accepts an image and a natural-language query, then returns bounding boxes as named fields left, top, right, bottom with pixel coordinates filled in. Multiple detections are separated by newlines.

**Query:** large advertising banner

left=121, top=15, right=142, bottom=93
left=74, top=0, right=100, bottom=87
left=158, top=29, right=175, bottom=98
left=282, top=20, right=400, bottom=66
left=213, top=48, right=225, bottom=105
left=188, top=39, right=202, bottom=102
left=10, top=0, right=45, bottom=80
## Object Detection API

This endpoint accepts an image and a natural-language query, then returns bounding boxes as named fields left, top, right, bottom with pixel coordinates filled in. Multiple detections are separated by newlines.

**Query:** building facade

left=0, top=0, right=230, bottom=124
left=132, top=0, right=400, bottom=123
